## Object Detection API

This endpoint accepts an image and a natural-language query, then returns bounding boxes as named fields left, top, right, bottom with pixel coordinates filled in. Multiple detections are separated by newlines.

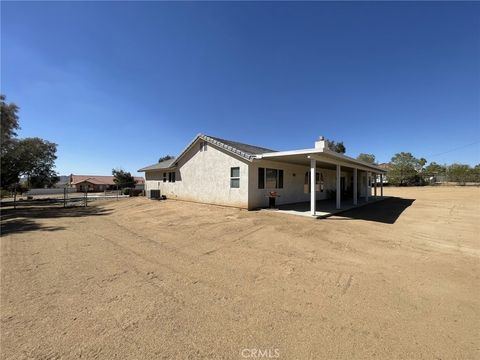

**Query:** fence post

left=84, top=189, right=88, bottom=207
left=64, top=187, right=67, bottom=208
left=13, top=184, right=17, bottom=210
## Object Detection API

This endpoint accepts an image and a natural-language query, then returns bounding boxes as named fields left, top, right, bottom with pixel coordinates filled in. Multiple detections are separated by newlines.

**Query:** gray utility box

left=150, top=190, right=161, bottom=199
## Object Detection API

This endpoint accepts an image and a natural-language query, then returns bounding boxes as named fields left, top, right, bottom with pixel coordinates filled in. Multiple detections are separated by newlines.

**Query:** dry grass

left=1, top=186, right=479, bottom=359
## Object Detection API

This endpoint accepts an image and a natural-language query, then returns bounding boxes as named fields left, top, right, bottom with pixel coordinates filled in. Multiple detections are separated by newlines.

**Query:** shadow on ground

left=329, top=197, right=415, bottom=224
left=1, top=201, right=112, bottom=236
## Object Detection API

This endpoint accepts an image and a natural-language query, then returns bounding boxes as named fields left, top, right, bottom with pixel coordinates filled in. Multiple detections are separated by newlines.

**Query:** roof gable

left=176, top=134, right=276, bottom=164
left=138, top=134, right=277, bottom=172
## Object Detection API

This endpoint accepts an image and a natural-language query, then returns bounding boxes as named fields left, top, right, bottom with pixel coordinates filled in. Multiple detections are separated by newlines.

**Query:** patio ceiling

left=255, top=149, right=386, bottom=173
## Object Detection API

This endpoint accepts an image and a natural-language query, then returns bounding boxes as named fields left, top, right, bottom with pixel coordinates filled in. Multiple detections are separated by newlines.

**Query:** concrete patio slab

left=261, top=196, right=389, bottom=218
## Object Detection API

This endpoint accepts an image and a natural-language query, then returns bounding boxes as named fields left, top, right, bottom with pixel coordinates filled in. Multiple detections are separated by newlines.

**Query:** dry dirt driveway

left=1, top=187, right=479, bottom=359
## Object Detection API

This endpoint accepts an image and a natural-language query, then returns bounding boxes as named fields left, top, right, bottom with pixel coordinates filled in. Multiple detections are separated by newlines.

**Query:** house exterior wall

left=248, top=160, right=350, bottom=209
left=359, top=171, right=373, bottom=198
left=75, top=182, right=107, bottom=192
left=145, top=141, right=250, bottom=208
left=144, top=145, right=374, bottom=210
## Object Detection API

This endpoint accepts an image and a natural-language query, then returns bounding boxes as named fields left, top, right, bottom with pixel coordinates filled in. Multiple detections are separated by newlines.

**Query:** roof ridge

left=203, top=134, right=276, bottom=152
left=201, top=134, right=276, bottom=160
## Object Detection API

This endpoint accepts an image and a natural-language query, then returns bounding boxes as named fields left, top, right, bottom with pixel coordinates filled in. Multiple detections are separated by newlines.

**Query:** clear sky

left=2, top=1, right=479, bottom=176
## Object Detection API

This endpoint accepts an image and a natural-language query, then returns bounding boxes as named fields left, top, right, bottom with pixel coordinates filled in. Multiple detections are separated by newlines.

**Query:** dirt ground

left=1, top=187, right=479, bottom=359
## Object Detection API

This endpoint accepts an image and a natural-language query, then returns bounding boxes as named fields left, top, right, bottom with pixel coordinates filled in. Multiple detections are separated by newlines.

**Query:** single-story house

left=69, top=175, right=145, bottom=192
left=138, top=134, right=386, bottom=215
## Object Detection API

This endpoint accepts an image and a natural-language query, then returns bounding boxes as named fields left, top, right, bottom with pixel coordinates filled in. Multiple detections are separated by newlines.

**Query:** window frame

left=230, top=167, right=240, bottom=188
left=278, top=169, right=284, bottom=189
left=262, top=168, right=284, bottom=189
left=258, top=168, right=265, bottom=189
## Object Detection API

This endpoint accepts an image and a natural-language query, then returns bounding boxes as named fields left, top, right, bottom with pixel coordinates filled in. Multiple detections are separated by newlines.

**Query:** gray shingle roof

left=138, top=134, right=277, bottom=172
left=204, top=135, right=276, bottom=160
left=137, top=158, right=176, bottom=172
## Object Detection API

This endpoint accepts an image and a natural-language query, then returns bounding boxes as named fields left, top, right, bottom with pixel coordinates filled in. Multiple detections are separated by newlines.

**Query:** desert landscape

left=1, top=186, right=479, bottom=359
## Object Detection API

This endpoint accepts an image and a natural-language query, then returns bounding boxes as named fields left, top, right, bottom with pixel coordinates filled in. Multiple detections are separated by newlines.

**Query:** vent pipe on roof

left=315, top=136, right=327, bottom=150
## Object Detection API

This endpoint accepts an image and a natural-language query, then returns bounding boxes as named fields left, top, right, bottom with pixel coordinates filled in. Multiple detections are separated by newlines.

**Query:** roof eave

left=138, top=166, right=177, bottom=172
left=256, top=148, right=387, bottom=173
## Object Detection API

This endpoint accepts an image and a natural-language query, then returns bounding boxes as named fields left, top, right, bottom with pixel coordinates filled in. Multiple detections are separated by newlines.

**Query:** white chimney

left=315, top=136, right=327, bottom=149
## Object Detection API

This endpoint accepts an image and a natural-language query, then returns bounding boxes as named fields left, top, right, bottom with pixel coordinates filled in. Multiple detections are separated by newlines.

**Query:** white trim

left=310, top=159, right=316, bottom=216
left=336, top=164, right=341, bottom=210
left=257, top=148, right=386, bottom=173
left=353, top=168, right=358, bottom=205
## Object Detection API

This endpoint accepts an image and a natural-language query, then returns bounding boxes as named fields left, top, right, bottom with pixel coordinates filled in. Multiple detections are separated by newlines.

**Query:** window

left=304, top=171, right=322, bottom=192
left=168, top=171, right=176, bottom=182
left=265, top=168, right=284, bottom=189
left=266, top=169, right=277, bottom=188
left=230, top=167, right=240, bottom=188
left=163, top=172, right=167, bottom=182
left=258, top=168, right=265, bottom=189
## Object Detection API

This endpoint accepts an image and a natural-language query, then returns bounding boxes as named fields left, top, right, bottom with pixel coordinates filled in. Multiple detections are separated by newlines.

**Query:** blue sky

left=2, top=1, right=479, bottom=176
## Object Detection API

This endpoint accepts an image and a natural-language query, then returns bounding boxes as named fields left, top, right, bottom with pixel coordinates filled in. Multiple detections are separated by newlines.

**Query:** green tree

left=1, top=137, right=58, bottom=189
left=30, top=172, right=60, bottom=188
left=473, top=164, right=480, bottom=183
left=112, top=169, right=137, bottom=189
left=326, top=140, right=346, bottom=154
left=417, top=158, right=427, bottom=172
left=424, top=162, right=446, bottom=181
left=447, top=164, right=471, bottom=185
left=0, top=94, right=20, bottom=146
left=356, top=153, right=376, bottom=164
left=1, top=96, right=58, bottom=189
left=158, top=155, right=175, bottom=163
left=388, top=152, right=423, bottom=186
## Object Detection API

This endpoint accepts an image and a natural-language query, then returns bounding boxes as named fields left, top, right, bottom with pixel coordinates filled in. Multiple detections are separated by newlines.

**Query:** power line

left=426, top=141, right=480, bottom=159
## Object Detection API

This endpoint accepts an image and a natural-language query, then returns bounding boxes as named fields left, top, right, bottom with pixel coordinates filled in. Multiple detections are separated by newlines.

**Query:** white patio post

left=336, top=164, right=341, bottom=209
left=353, top=168, right=358, bottom=205
left=365, top=172, right=369, bottom=202
left=310, top=158, right=316, bottom=216
left=374, top=173, right=377, bottom=198
left=380, top=174, right=384, bottom=197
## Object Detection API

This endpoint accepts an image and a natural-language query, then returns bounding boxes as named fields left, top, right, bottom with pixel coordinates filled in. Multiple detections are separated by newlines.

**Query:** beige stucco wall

left=248, top=160, right=351, bottom=209
left=144, top=141, right=373, bottom=210
left=145, top=140, right=250, bottom=208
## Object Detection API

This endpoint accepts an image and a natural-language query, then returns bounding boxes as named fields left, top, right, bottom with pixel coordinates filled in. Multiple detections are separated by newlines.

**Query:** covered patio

left=264, top=196, right=387, bottom=218
left=255, top=137, right=387, bottom=217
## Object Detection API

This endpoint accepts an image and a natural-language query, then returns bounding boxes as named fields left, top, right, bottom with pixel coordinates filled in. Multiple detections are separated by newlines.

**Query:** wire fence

left=2, top=189, right=131, bottom=210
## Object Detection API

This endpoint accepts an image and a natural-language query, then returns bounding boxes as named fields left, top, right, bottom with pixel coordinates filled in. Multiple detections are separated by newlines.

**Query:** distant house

left=138, top=134, right=386, bottom=215
left=69, top=175, right=145, bottom=192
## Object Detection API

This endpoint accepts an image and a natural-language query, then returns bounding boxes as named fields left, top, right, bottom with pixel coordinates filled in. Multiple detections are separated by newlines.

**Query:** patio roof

left=256, top=148, right=386, bottom=173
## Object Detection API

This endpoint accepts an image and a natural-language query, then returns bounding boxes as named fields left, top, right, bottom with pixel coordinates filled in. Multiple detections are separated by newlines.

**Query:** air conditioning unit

left=150, top=189, right=161, bottom=199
